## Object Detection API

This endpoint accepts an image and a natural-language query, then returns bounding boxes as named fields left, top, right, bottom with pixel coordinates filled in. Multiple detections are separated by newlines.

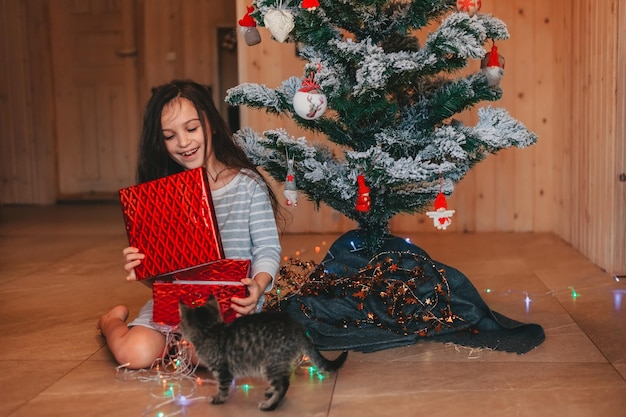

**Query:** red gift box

left=152, top=281, right=247, bottom=325
left=152, top=259, right=251, bottom=325
left=119, top=167, right=224, bottom=282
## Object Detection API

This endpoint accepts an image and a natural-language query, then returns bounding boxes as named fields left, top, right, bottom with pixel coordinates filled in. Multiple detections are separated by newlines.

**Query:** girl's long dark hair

left=137, top=79, right=283, bottom=224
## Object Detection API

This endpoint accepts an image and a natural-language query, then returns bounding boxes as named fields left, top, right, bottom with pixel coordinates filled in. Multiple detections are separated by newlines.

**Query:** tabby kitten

left=178, top=296, right=348, bottom=411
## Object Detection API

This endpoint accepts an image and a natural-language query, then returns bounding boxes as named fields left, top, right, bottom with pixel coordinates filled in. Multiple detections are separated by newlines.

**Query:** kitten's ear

left=206, top=295, right=220, bottom=309
left=179, top=300, right=189, bottom=315
left=198, top=296, right=224, bottom=323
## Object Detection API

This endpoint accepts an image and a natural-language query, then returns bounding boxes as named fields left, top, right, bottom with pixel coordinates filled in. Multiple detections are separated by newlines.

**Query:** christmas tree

left=227, top=0, right=537, bottom=252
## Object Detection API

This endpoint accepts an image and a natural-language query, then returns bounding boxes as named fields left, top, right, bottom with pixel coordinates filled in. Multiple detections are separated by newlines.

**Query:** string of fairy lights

left=274, top=236, right=624, bottom=315
left=118, top=236, right=622, bottom=416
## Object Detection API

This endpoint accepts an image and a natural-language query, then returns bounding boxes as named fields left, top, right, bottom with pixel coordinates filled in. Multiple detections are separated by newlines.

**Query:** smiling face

left=161, top=97, right=212, bottom=170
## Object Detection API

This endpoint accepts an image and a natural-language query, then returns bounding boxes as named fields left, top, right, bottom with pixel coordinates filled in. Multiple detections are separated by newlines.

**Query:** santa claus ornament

left=293, top=67, right=327, bottom=120
left=426, top=192, right=455, bottom=230
left=263, top=2, right=295, bottom=43
left=456, top=0, right=482, bottom=16
left=238, top=6, right=261, bottom=46
left=481, top=43, right=505, bottom=87
left=284, top=158, right=298, bottom=207
left=355, top=174, right=371, bottom=213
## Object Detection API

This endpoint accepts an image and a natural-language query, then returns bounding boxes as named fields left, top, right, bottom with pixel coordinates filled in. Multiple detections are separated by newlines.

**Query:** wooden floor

left=1, top=204, right=625, bottom=417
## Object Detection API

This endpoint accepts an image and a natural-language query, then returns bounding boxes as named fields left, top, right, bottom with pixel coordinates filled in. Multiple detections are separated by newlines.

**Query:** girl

left=98, top=80, right=282, bottom=369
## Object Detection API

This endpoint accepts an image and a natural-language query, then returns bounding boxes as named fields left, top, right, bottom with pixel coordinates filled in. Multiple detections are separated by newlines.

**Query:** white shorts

left=128, top=299, right=176, bottom=334
left=128, top=295, right=266, bottom=334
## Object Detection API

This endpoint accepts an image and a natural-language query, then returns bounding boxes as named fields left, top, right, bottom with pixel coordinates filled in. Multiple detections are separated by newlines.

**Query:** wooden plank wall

left=0, top=0, right=623, bottom=273
left=558, top=0, right=625, bottom=274
left=136, top=0, right=236, bottom=112
left=0, top=0, right=56, bottom=204
left=616, top=1, right=626, bottom=274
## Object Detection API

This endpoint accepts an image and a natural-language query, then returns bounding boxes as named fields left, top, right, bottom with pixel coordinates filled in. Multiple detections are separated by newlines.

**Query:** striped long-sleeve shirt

left=211, top=168, right=281, bottom=291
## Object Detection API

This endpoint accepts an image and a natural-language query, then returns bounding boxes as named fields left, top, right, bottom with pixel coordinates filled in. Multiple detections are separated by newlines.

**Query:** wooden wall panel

left=555, top=0, right=625, bottom=274
left=552, top=0, right=573, bottom=245
left=137, top=0, right=236, bottom=108
left=0, top=0, right=623, bottom=272
left=532, top=1, right=557, bottom=233
left=0, top=0, right=26, bottom=203
left=48, top=1, right=141, bottom=195
left=0, top=0, right=56, bottom=204
left=493, top=0, right=520, bottom=232
left=615, top=1, right=626, bottom=274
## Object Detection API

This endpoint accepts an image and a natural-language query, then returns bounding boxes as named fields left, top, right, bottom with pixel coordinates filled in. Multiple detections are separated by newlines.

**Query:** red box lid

left=119, top=168, right=224, bottom=282
left=164, top=259, right=251, bottom=282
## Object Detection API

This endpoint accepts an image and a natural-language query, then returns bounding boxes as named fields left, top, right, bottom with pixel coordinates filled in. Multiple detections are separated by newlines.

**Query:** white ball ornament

left=293, top=90, right=327, bottom=120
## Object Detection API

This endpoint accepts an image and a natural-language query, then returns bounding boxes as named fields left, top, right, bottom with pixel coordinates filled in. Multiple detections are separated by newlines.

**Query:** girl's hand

left=230, top=278, right=262, bottom=316
left=122, top=246, right=145, bottom=281
left=231, top=272, right=272, bottom=316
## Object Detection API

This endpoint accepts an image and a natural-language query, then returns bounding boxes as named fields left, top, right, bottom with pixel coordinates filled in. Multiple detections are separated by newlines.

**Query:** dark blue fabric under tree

left=271, top=230, right=544, bottom=353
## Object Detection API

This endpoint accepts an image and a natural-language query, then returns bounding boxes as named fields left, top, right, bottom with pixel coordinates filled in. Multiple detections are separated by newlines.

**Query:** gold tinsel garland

left=265, top=251, right=472, bottom=337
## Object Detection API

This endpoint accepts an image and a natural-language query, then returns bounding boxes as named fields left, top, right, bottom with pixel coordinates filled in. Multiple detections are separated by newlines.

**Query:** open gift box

left=152, top=259, right=251, bottom=326
left=152, top=280, right=247, bottom=326
left=150, top=252, right=251, bottom=327
left=119, top=168, right=252, bottom=325
left=118, top=167, right=224, bottom=285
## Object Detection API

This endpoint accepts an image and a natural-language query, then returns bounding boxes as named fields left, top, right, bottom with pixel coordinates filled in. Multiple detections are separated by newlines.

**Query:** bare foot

left=97, top=305, right=130, bottom=334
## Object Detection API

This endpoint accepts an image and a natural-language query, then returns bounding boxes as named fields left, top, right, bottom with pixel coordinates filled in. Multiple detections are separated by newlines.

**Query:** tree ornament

left=426, top=192, right=455, bottom=230
left=263, top=4, right=294, bottom=43
left=225, top=1, right=539, bottom=252
left=301, top=0, right=320, bottom=11
left=481, top=43, right=506, bottom=87
left=293, top=90, right=326, bottom=120
left=238, top=6, right=262, bottom=46
left=293, top=66, right=327, bottom=120
left=456, top=0, right=482, bottom=16
left=355, top=174, right=371, bottom=213
left=284, top=158, right=298, bottom=207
